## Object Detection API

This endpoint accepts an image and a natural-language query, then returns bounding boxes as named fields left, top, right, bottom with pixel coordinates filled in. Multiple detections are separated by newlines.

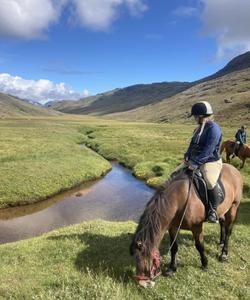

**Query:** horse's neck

left=148, top=206, right=177, bottom=250
left=140, top=179, right=187, bottom=251
left=139, top=208, right=174, bottom=252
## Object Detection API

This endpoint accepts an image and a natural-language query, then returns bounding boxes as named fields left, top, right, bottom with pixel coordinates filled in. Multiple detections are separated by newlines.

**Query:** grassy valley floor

left=0, top=117, right=249, bottom=299
left=0, top=220, right=249, bottom=299
left=0, top=118, right=111, bottom=208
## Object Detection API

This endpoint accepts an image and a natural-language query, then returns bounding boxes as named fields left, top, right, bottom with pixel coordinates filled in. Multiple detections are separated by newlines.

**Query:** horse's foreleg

left=219, top=206, right=237, bottom=262
left=192, top=224, right=208, bottom=270
left=240, top=158, right=245, bottom=169
left=219, top=217, right=226, bottom=247
left=166, top=227, right=178, bottom=276
left=226, top=153, right=231, bottom=163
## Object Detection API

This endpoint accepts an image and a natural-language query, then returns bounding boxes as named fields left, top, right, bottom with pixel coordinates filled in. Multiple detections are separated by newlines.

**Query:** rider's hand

left=188, top=164, right=197, bottom=171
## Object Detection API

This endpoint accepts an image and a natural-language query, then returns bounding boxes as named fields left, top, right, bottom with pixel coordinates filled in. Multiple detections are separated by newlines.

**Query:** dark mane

left=133, top=174, right=188, bottom=257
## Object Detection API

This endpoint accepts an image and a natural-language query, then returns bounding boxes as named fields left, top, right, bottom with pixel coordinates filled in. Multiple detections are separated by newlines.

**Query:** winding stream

left=0, top=162, right=154, bottom=244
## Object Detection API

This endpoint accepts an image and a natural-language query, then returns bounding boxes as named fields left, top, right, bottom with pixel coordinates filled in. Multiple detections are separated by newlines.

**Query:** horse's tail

left=220, top=141, right=226, bottom=155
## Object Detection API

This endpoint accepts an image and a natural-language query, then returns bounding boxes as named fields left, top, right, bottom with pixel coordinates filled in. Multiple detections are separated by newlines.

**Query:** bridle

left=133, top=249, right=161, bottom=282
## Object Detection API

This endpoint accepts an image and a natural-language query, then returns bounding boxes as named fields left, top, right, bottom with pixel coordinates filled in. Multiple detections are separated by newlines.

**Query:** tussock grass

left=82, top=121, right=250, bottom=193
left=0, top=118, right=111, bottom=208
left=0, top=220, right=249, bottom=299
left=82, top=123, right=187, bottom=173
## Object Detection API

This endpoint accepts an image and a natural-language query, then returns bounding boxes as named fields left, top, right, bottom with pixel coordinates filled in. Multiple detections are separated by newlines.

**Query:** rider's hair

left=195, top=115, right=214, bottom=143
left=197, top=114, right=214, bottom=124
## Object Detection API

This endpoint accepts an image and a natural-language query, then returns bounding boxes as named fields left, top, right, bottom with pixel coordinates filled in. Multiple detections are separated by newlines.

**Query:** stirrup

left=207, top=210, right=219, bottom=224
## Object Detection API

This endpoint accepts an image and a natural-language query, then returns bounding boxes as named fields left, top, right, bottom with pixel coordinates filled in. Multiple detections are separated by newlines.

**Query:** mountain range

left=1, top=51, right=250, bottom=123
left=48, top=51, right=250, bottom=123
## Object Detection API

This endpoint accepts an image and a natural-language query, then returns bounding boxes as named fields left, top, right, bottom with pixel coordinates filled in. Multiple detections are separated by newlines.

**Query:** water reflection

left=0, top=163, right=154, bottom=244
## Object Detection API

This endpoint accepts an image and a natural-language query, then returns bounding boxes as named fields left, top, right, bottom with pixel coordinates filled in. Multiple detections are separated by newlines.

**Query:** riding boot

left=232, top=142, right=239, bottom=158
left=207, top=186, right=220, bottom=223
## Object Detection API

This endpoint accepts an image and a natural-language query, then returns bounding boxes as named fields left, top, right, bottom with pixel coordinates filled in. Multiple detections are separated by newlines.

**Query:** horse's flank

left=242, top=143, right=250, bottom=157
left=217, top=163, right=243, bottom=216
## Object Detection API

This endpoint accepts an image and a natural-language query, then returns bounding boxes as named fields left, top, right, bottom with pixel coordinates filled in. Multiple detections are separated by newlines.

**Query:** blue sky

left=0, top=0, right=249, bottom=103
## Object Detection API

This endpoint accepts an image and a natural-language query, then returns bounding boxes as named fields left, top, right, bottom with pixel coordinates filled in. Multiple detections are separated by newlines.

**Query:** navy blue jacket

left=185, top=121, right=222, bottom=168
left=235, top=129, right=247, bottom=144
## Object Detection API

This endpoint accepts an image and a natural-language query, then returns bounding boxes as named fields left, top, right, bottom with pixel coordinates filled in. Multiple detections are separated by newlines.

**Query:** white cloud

left=0, top=0, right=64, bottom=39
left=0, top=0, right=147, bottom=38
left=124, top=0, right=148, bottom=16
left=72, top=0, right=148, bottom=31
left=173, top=1, right=250, bottom=59
left=82, top=89, right=90, bottom=97
left=0, top=73, right=88, bottom=104
left=201, top=0, right=250, bottom=59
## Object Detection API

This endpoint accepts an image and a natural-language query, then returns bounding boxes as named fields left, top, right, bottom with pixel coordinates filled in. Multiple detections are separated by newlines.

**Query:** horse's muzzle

left=133, top=249, right=161, bottom=283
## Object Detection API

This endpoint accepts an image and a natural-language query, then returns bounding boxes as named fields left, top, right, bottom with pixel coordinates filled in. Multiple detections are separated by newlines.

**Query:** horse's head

left=129, top=239, right=161, bottom=282
left=129, top=189, right=164, bottom=284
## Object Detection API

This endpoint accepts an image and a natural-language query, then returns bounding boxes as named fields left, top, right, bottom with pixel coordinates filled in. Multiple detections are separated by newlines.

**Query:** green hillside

left=105, top=68, right=250, bottom=125
left=49, top=51, right=250, bottom=124
left=49, top=82, right=192, bottom=115
left=47, top=89, right=119, bottom=114
left=0, top=93, right=60, bottom=117
left=197, top=51, right=250, bottom=83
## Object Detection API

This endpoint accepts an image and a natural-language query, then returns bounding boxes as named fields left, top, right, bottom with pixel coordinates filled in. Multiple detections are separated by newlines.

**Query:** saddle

left=170, top=167, right=225, bottom=214
left=191, top=169, right=225, bottom=212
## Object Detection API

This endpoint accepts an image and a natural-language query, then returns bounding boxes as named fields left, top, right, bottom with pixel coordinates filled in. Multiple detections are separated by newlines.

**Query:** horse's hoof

left=201, top=265, right=208, bottom=271
left=219, top=254, right=228, bottom=262
left=165, top=268, right=176, bottom=277
left=219, top=243, right=225, bottom=248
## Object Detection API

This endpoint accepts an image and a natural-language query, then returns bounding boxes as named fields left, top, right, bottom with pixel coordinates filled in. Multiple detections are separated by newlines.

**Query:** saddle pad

left=192, top=171, right=225, bottom=209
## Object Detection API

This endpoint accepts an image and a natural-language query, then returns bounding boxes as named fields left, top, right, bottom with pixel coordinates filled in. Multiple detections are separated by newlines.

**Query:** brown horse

left=130, top=163, right=243, bottom=281
left=220, top=140, right=250, bottom=168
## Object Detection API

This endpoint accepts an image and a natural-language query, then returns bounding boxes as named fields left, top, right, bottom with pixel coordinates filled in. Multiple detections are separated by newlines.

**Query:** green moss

left=133, top=161, right=173, bottom=187
left=0, top=220, right=249, bottom=299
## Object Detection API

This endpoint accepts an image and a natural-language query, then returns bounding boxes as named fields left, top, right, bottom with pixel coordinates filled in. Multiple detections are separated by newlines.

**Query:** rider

left=174, top=101, right=222, bottom=223
left=232, top=125, right=247, bottom=158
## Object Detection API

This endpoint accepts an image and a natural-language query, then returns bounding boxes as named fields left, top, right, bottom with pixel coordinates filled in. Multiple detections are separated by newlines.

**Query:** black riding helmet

left=189, top=101, right=213, bottom=117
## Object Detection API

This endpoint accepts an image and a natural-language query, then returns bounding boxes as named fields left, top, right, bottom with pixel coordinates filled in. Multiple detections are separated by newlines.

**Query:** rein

left=166, top=170, right=194, bottom=256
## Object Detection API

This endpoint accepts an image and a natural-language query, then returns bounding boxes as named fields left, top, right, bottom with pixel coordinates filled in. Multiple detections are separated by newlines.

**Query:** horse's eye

left=137, top=241, right=143, bottom=251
